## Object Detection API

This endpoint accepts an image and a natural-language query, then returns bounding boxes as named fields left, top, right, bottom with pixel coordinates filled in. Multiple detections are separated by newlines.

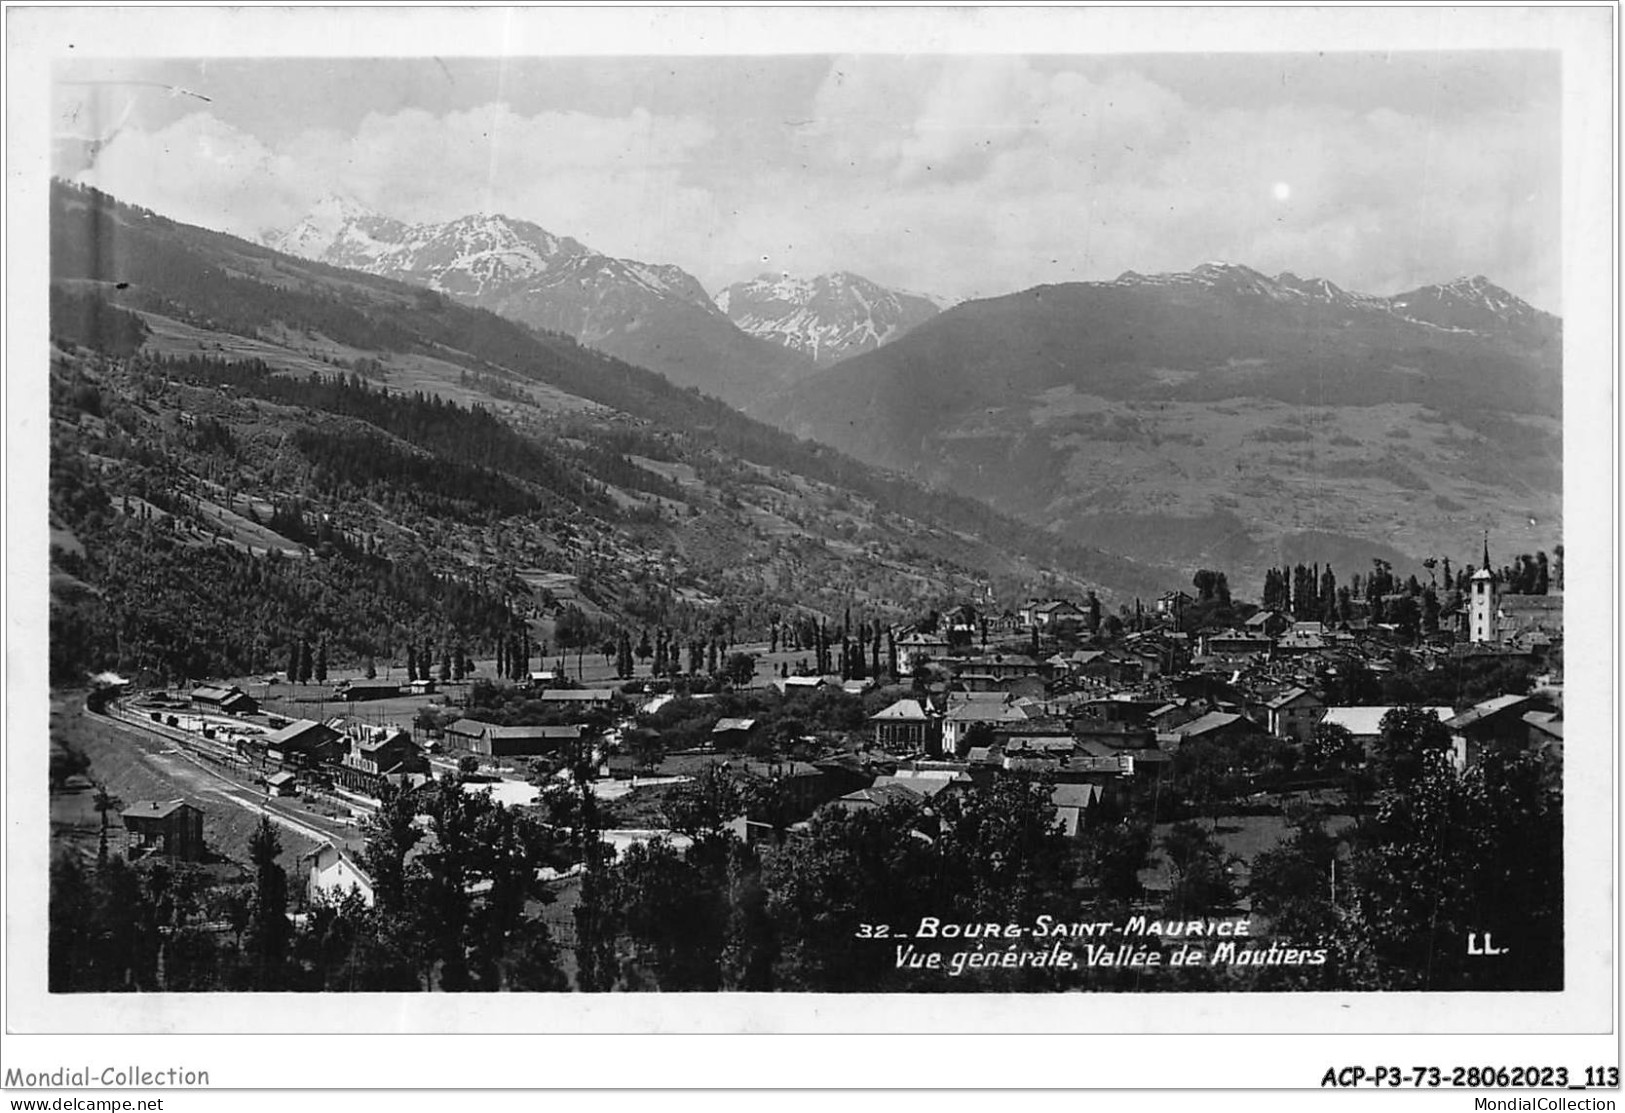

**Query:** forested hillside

left=47, top=181, right=1169, bottom=686
left=758, top=264, right=1562, bottom=584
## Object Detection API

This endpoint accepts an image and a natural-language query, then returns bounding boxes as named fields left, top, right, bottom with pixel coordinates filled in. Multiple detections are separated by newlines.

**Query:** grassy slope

left=51, top=180, right=1171, bottom=602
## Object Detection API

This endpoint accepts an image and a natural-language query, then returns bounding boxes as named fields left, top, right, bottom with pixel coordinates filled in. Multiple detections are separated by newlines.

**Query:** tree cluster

left=1261, top=562, right=1340, bottom=623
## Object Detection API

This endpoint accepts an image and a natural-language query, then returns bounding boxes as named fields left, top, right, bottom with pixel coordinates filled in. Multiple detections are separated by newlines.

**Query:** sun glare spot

left=1272, top=181, right=1292, bottom=202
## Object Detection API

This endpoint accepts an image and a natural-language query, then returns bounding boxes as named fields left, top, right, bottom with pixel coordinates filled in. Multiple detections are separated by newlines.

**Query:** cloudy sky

left=55, top=43, right=1562, bottom=309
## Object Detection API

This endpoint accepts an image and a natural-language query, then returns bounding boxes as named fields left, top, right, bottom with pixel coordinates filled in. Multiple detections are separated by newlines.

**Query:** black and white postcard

left=3, top=3, right=1617, bottom=1095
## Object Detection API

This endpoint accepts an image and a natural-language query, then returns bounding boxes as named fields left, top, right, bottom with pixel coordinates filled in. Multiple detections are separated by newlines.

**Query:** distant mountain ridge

left=1385, top=273, right=1559, bottom=339
left=715, top=270, right=946, bottom=365
left=755, top=261, right=1561, bottom=586
left=1107, top=261, right=1558, bottom=344
left=269, top=197, right=812, bottom=408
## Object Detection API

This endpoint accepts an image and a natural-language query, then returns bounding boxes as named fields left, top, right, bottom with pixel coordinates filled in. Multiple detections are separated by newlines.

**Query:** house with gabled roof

left=1243, top=610, right=1291, bottom=638
left=775, top=674, right=836, bottom=694
left=711, top=717, right=760, bottom=748
left=1495, top=594, right=1564, bottom=644
left=121, top=799, right=205, bottom=861
left=953, top=652, right=1042, bottom=680
left=535, top=688, right=616, bottom=712
left=190, top=684, right=257, bottom=715
left=343, top=724, right=422, bottom=772
left=1274, top=628, right=1328, bottom=655
left=484, top=724, right=585, bottom=757
left=265, top=770, right=298, bottom=797
left=443, top=718, right=585, bottom=757
left=869, top=698, right=938, bottom=754
left=303, top=841, right=376, bottom=908
left=1050, top=783, right=1104, bottom=836
left=1163, top=710, right=1264, bottom=749
left=1076, top=694, right=1167, bottom=730
left=952, top=672, right=1004, bottom=694
left=1001, top=735, right=1077, bottom=758
left=443, top=717, right=495, bottom=749
left=1020, top=599, right=1084, bottom=629
left=1445, top=694, right=1535, bottom=768
left=334, top=679, right=404, bottom=702
left=941, top=695, right=1030, bottom=754
left=873, top=769, right=970, bottom=802
left=1523, top=709, right=1563, bottom=745
left=1522, top=710, right=1564, bottom=770
left=1146, top=699, right=1200, bottom=732
left=1200, top=631, right=1275, bottom=660
left=1265, top=686, right=1324, bottom=743
left=261, top=718, right=342, bottom=768
left=1045, top=648, right=1107, bottom=677
left=895, top=631, right=952, bottom=672
left=832, top=781, right=926, bottom=812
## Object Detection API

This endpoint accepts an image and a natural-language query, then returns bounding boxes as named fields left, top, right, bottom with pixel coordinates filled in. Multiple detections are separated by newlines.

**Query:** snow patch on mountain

left=714, top=270, right=944, bottom=364
left=1109, top=263, right=1550, bottom=337
left=269, top=200, right=726, bottom=320
left=267, top=194, right=411, bottom=263
left=266, top=197, right=808, bottom=407
left=1385, top=274, right=1555, bottom=338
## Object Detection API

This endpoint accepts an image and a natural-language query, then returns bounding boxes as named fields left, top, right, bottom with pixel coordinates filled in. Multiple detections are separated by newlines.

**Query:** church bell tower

left=1468, top=533, right=1498, bottom=644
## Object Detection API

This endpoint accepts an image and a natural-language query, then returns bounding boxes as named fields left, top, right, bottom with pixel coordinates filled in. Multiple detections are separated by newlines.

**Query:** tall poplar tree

left=246, top=817, right=291, bottom=990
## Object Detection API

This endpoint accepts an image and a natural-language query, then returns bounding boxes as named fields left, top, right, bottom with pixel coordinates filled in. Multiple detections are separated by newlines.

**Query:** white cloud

left=68, top=60, right=1559, bottom=311
left=75, top=112, right=315, bottom=237
left=774, top=57, right=1557, bottom=305
left=75, top=103, right=722, bottom=259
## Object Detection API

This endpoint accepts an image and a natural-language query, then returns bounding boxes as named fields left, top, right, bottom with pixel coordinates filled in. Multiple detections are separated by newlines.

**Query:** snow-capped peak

left=1105, top=262, right=1549, bottom=338
left=715, top=270, right=945, bottom=365
left=1437, top=275, right=1512, bottom=306
left=1385, top=274, right=1554, bottom=337
left=265, top=199, right=728, bottom=339
left=268, top=201, right=611, bottom=295
left=267, top=193, right=405, bottom=258
left=1115, top=261, right=1298, bottom=301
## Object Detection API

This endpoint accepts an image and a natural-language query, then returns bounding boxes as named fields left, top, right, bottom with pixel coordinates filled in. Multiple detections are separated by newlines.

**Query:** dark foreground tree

left=92, top=782, right=123, bottom=865
left=244, top=817, right=292, bottom=989
left=1077, top=819, right=1153, bottom=905
left=1245, top=808, right=1344, bottom=989
left=1333, top=712, right=1562, bottom=990
left=764, top=801, right=940, bottom=991
left=1159, top=820, right=1239, bottom=919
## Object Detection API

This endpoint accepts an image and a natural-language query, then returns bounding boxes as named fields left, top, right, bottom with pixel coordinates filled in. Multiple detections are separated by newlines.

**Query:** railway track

left=93, top=699, right=362, bottom=849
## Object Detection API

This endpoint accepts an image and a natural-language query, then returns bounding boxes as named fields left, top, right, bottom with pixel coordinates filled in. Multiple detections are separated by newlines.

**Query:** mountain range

left=61, top=180, right=1561, bottom=611
left=754, top=261, right=1562, bottom=584
left=268, top=196, right=814, bottom=409
left=47, top=180, right=1168, bottom=683
left=269, top=199, right=945, bottom=408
